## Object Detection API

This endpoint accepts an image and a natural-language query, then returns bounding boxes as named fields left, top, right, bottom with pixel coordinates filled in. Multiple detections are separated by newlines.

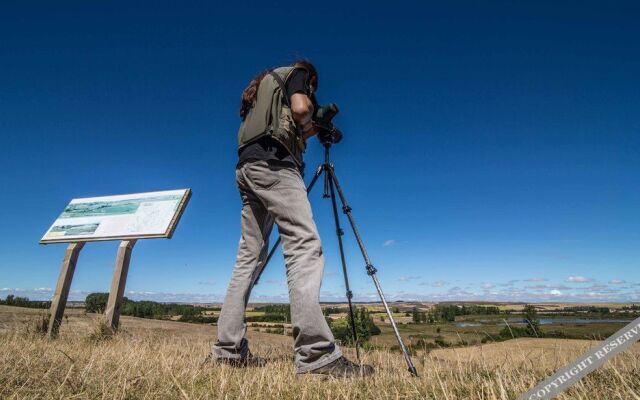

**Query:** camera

left=314, top=103, right=343, bottom=145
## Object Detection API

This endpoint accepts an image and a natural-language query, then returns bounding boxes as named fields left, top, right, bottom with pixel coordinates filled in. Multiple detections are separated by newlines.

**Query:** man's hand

left=291, top=93, right=317, bottom=140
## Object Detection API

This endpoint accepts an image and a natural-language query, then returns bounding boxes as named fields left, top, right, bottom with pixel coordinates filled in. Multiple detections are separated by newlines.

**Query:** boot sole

left=296, top=371, right=373, bottom=380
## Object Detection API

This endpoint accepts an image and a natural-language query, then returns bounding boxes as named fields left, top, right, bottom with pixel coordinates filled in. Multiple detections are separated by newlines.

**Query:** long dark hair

left=239, top=59, right=318, bottom=120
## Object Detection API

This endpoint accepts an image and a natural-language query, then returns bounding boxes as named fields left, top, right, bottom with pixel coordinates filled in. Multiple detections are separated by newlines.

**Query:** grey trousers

left=212, top=159, right=342, bottom=372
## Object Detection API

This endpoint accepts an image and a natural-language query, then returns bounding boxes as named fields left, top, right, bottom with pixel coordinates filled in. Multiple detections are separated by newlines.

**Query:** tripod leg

left=327, top=172, right=360, bottom=362
left=253, top=165, right=324, bottom=286
left=326, top=166, right=419, bottom=377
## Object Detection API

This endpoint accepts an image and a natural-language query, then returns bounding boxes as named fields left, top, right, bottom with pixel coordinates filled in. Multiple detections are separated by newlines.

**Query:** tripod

left=253, top=141, right=418, bottom=377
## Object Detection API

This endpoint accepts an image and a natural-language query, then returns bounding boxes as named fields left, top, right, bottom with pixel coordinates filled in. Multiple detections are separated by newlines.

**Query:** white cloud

left=609, top=279, right=625, bottom=285
left=566, top=276, right=593, bottom=283
left=127, top=291, right=157, bottom=296
left=481, top=282, right=495, bottom=289
left=525, top=277, right=548, bottom=282
left=582, top=284, right=607, bottom=291
left=525, top=284, right=571, bottom=291
left=383, top=239, right=396, bottom=247
left=419, top=280, right=447, bottom=287
left=397, top=275, right=420, bottom=282
left=549, top=289, right=562, bottom=297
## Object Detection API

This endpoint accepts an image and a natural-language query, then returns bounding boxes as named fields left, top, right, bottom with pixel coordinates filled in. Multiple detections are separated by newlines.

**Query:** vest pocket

left=274, top=107, right=305, bottom=163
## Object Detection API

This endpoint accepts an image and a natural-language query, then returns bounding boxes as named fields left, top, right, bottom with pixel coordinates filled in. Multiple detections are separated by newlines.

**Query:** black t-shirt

left=237, top=68, right=312, bottom=171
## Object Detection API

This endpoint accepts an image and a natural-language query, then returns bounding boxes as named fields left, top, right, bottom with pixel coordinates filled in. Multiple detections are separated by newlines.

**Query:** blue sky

left=1, top=1, right=639, bottom=303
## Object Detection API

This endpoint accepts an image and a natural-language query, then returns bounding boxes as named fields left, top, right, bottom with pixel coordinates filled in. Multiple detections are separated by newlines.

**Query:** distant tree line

left=85, top=293, right=109, bottom=313
left=322, top=306, right=350, bottom=316
left=245, top=314, right=287, bottom=322
left=412, top=307, right=429, bottom=323
left=561, top=306, right=610, bottom=314
left=411, top=304, right=501, bottom=324
left=328, top=307, right=381, bottom=346
left=253, top=304, right=291, bottom=319
left=494, top=304, right=540, bottom=340
left=84, top=292, right=217, bottom=323
left=0, top=295, right=50, bottom=309
left=249, top=304, right=291, bottom=322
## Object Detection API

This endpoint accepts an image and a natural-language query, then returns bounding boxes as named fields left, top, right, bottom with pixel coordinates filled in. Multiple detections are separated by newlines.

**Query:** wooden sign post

left=48, top=242, right=85, bottom=337
left=41, top=189, right=191, bottom=338
left=104, top=240, right=137, bottom=332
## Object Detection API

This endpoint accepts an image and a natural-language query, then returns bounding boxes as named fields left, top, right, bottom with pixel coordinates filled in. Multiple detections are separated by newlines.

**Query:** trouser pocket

left=244, top=160, right=281, bottom=190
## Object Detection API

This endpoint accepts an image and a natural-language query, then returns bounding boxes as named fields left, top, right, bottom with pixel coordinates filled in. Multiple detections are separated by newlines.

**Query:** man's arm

left=291, top=93, right=317, bottom=140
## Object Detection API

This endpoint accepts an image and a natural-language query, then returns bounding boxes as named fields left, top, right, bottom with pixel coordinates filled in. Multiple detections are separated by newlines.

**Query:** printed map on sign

left=41, top=189, right=191, bottom=243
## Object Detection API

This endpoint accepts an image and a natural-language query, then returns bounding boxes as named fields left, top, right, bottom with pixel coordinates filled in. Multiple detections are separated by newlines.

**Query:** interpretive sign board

left=40, top=189, right=191, bottom=244
left=42, top=188, right=191, bottom=337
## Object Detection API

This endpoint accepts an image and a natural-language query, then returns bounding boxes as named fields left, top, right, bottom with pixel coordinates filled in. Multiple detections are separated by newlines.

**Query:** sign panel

left=40, top=189, right=191, bottom=243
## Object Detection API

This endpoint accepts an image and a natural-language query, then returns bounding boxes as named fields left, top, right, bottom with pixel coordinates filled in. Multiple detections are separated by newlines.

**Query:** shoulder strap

left=269, top=71, right=291, bottom=108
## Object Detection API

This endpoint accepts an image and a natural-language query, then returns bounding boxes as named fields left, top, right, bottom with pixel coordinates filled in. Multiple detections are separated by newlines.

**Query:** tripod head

left=314, top=103, right=343, bottom=146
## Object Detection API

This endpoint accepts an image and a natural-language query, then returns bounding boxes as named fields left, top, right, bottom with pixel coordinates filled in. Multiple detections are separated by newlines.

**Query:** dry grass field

left=1, top=305, right=640, bottom=399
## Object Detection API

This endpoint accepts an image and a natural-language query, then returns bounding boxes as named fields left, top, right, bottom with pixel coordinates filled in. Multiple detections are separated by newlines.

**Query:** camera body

left=313, top=103, right=343, bottom=145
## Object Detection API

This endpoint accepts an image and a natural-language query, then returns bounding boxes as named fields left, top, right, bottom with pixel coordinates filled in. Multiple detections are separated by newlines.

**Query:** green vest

left=237, top=66, right=307, bottom=166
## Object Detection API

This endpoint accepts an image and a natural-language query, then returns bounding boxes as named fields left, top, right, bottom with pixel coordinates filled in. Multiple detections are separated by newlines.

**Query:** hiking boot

left=209, top=352, right=267, bottom=368
left=303, top=356, right=374, bottom=378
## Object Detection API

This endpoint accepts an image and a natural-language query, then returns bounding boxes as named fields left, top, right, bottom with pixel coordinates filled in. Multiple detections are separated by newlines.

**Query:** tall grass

left=1, top=315, right=640, bottom=399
